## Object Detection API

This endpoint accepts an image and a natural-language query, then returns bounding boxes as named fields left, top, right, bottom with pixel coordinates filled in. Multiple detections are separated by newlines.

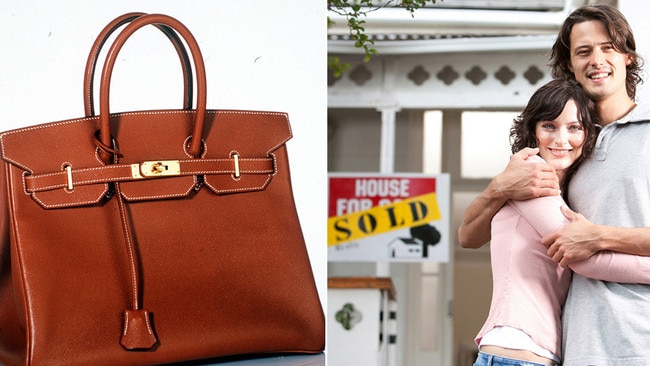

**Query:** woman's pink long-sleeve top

left=475, top=156, right=650, bottom=359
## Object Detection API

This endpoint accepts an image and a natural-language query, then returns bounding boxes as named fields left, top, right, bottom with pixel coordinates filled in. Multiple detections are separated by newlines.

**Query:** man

left=459, top=4, right=650, bottom=365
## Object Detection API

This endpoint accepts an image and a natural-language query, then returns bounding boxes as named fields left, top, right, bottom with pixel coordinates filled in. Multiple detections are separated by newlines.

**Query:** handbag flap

left=0, top=109, right=292, bottom=208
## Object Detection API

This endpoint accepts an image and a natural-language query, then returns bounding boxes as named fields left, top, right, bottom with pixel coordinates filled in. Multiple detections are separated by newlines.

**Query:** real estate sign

left=328, top=173, right=450, bottom=262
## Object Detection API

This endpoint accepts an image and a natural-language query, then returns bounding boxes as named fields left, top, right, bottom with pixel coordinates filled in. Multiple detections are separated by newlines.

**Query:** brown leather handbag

left=0, top=13, right=324, bottom=366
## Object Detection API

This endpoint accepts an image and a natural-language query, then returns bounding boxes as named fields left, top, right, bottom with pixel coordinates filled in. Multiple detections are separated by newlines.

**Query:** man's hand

left=542, top=205, right=601, bottom=267
left=492, top=147, right=560, bottom=201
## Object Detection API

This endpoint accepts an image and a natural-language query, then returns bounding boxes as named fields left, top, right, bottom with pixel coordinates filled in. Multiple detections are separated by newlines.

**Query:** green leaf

left=328, top=0, right=444, bottom=75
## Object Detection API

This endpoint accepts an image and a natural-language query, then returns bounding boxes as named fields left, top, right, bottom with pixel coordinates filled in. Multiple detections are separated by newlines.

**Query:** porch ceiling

left=327, top=0, right=616, bottom=54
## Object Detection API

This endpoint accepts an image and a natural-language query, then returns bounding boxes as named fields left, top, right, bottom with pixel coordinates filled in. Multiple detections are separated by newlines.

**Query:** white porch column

left=376, top=106, right=401, bottom=276
left=379, top=106, right=401, bottom=174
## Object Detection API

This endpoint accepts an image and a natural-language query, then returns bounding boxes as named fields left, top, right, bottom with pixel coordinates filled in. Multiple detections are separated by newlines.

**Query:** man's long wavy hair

left=510, top=79, right=599, bottom=200
left=549, top=3, right=643, bottom=100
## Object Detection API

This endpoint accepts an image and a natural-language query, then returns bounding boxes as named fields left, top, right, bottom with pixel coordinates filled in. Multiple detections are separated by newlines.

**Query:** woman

left=473, top=79, right=650, bottom=366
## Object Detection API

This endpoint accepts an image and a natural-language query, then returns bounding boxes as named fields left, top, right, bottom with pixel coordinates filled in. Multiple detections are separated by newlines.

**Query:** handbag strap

left=97, top=14, right=207, bottom=163
left=23, top=156, right=274, bottom=193
left=90, top=14, right=210, bottom=349
left=84, top=12, right=194, bottom=116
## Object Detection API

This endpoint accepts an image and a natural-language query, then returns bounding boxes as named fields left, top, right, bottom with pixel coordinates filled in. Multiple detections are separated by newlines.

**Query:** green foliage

left=328, top=56, right=352, bottom=78
left=328, top=0, right=440, bottom=77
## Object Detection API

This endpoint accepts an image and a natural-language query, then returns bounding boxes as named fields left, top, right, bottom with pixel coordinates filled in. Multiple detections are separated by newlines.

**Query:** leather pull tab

left=121, top=309, right=158, bottom=350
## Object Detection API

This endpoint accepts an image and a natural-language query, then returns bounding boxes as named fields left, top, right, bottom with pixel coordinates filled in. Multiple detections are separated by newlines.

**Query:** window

left=461, top=111, right=517, bottom=179
left=424, top=111, right=442, bottom=174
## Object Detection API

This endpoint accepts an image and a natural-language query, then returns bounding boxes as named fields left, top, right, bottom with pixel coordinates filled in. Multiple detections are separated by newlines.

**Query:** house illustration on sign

left=388, top=223, right=441, bottom=259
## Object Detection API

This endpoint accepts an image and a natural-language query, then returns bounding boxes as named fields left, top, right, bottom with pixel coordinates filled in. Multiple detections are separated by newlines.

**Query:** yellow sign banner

left=328, top=192, right=441, bottom=246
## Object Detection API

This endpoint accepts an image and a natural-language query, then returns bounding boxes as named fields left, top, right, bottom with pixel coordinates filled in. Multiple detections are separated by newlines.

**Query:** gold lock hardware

left=131, top=160, right=181, bottom=178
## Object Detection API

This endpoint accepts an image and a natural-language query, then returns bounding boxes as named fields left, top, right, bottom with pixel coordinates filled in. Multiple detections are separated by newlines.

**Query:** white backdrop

left=0, top=1, right=327, bottom=308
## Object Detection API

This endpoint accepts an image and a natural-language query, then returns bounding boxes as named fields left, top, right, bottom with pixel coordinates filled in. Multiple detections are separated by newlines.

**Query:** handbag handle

left=98, top=14, right=206, bottom=163
left=84, top=12, right=194, bottom=117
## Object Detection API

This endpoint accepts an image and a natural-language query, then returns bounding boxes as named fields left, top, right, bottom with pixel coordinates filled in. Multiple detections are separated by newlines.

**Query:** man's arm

left=543, top=206, right=650, bottom=266
left=458, top=148, right=560, bottom=248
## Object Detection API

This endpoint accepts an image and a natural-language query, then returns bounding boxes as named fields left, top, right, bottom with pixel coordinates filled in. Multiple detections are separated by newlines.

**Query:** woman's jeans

left=473, top=351, right=556, bottom=366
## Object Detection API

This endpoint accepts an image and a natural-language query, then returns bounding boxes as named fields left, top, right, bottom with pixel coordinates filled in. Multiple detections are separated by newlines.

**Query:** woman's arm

left=569, top=252, right=650, bottom=284
left=511, top=197, right=650, bottom=284
left=458, top=148, right=559, bottom=248
left=542, top=207, right=650, bottom=266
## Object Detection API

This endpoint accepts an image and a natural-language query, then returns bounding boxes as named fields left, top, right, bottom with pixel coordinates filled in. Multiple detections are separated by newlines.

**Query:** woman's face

left=535, top=99, right=586, bottom=181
